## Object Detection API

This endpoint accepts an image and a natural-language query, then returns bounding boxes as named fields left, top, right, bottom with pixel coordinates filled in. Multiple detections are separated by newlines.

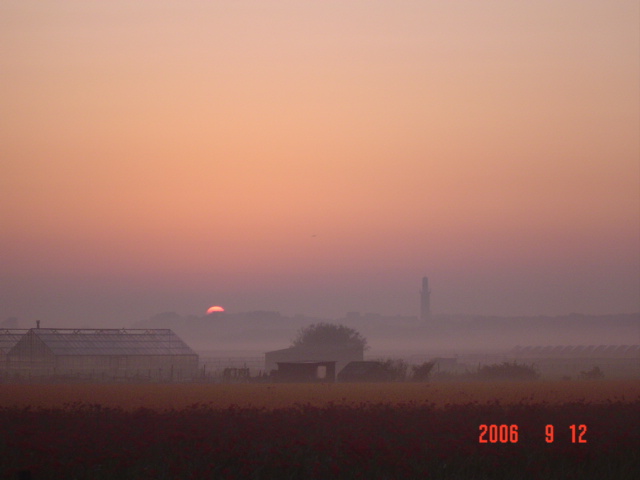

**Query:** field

left=1, top=380, right=638, bottom=479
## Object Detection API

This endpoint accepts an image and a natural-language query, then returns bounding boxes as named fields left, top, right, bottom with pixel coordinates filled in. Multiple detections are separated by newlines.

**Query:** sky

left=1, top=1, right=639, bottom=326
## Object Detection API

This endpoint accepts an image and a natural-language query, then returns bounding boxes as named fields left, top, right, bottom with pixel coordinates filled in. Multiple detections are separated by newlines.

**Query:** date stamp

left=478, top=424, right=588, bottom=443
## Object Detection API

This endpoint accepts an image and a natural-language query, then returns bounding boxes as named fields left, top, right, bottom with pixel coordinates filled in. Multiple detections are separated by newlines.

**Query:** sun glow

left=206, top=305, right=225, bottom=314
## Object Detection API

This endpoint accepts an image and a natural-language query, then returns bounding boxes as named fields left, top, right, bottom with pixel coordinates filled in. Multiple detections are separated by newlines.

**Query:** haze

left=2, top=1, right=638, bottom=327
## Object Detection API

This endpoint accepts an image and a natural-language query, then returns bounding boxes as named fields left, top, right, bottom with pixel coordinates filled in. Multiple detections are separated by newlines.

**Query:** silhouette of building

left=272, top=361, right=336, bottom=383
left=337, top=361, right=396, bottom=382
left=6, top=328, right=199, bottom=381
left=420, top=276, right=431, bottom=321
left=265, top=344, right=363, bottom=374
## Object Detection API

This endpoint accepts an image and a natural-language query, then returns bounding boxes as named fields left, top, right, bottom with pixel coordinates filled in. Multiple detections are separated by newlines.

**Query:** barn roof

left=265, top=344, right=363, bottom=355
left=23, top=328, right=197, bottom=356
left=0, top=329, right=28, bottom=355
left=338, top=361, right=384, bottom=376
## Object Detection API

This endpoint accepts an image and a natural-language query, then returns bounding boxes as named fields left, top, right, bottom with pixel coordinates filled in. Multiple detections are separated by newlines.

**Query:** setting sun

left=206, top=306, right=225, bottom=314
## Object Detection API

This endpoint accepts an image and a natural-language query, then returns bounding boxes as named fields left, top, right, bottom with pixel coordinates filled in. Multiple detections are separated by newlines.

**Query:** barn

left=6, top=328, right=199, bottom=381
left=337, top=361, right=395, bottom=382
left=272, top=361, right=336, bottom=383
left=265, top=344, right=363, bottom=375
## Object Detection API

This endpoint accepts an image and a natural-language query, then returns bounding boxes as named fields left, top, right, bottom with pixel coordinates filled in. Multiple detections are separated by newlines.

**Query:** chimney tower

left=420, top=277, right=431, bottom=321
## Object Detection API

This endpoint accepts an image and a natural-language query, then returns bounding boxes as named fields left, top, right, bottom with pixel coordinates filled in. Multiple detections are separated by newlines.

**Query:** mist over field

left=128, top=310, right=640, bottom=356
left=7, top=306, right=637, bottom=357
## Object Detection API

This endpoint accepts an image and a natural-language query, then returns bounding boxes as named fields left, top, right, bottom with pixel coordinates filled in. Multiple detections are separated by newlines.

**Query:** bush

left=374, top=358, right=409, bottom=381
left=580, top=366, right=604, bottom=380
left=411, top=361, right=436, bottom=382
left=476, top=362, right=539, bottom=381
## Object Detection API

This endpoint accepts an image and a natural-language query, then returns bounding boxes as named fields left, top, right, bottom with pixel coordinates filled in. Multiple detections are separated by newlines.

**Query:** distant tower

left=420, top=277, right=431, bottom=321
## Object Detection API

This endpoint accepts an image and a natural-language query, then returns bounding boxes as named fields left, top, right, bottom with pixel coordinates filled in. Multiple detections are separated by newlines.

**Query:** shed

left=7, top=328, right=198, bottom=381
left=337, top=361, right=395, bottom=382
left=265, top=344, right=363, bottom=374
left=272, top=361, right=336, bottom=382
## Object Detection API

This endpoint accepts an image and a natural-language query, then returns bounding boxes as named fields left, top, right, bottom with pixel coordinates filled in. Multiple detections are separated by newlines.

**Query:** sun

left=206, top=305, right=225, bottom=314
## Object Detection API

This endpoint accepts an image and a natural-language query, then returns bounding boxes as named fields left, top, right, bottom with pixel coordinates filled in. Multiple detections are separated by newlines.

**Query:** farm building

left=337, top=361, right=395, bottom=382
left=6, top=328, right=198, bottom=381
left=272, top=361, right=336, bottom=382
left=265, top=344, right=363, bottom=374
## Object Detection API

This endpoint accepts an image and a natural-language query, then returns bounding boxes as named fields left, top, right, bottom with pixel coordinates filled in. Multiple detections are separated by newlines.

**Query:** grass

left=0, top=379, right=637, bottom=411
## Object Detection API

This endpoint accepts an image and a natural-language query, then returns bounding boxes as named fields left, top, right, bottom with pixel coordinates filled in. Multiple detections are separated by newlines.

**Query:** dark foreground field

left=1, top=382, right=638, bottom=479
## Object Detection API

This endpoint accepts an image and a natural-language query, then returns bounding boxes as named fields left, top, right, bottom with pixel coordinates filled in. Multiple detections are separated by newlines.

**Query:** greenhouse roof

left=0, top=329, right=28, bottom=355
left=26, top=329, right=197, bottom=356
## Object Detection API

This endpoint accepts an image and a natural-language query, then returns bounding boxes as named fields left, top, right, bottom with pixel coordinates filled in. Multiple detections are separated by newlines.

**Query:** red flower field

left=0, top=382, right=638, bottom=479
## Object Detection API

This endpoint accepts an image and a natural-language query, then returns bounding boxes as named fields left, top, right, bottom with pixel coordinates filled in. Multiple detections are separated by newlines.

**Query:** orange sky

left=1, top=1, right=638, bottom=324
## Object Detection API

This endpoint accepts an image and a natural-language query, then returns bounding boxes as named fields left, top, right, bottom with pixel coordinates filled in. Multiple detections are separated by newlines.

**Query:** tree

left=292, top=322, right=368, bottom=350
